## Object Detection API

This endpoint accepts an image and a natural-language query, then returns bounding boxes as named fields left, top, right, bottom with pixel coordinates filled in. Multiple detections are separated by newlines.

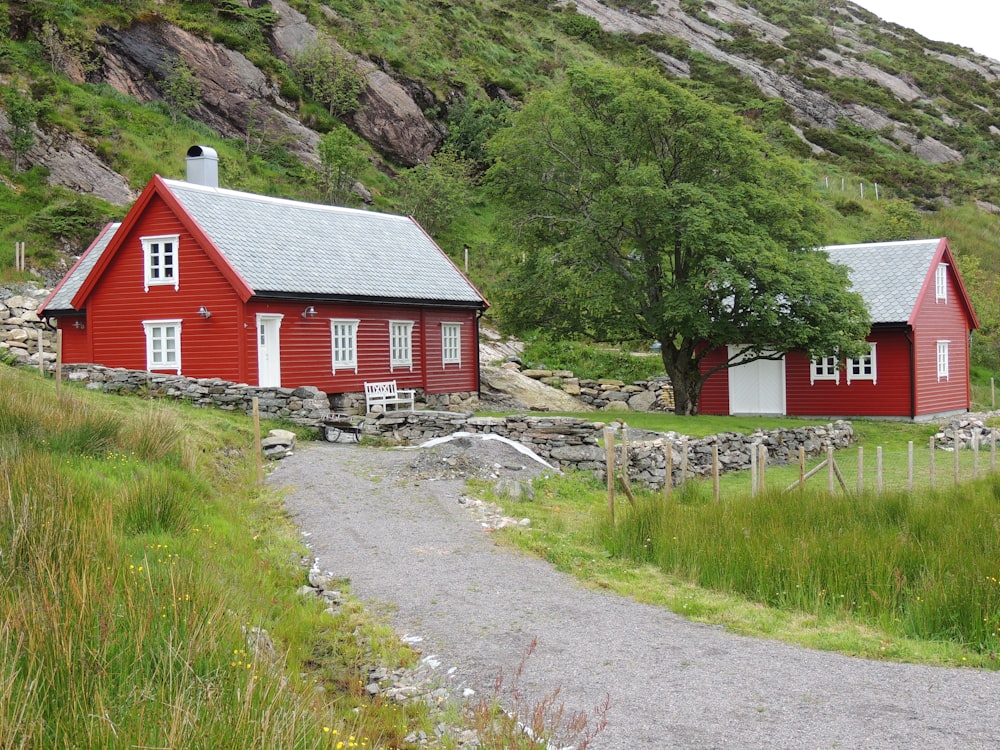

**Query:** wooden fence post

left=907, top=441, right=914, bottom=492
left=680, top=437, right=689, bottom=486
left=712, top=444, right=720, bottom=502
left=973, top=434, right=980, bottom=479
left=253, top=397, right=263, bottom=487
left=605, top=428, right=615, bottom=525
left=827, top=445, right=835, bottom=495
left=876, top=446, right=883, bottom=494
left=857, top=446, right=864, bottom=495
left=798, top=446, right=805, bottom=491
left=663, top=442, right=672, bottom=501
left=954, top=434, right=960, bottom=486
left=750, top=443, right=758, bottom=497
left=758, top=443, right=767, bottom=494
left=55, top=329, right=62, bottom=393
left=929, top=436, right=935, bottom=489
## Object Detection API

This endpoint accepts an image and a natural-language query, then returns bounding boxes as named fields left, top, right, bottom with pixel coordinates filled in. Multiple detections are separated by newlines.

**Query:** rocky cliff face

left=2, top=0, right=997, bottom=205
left=570, top=0, right=990, bottom=164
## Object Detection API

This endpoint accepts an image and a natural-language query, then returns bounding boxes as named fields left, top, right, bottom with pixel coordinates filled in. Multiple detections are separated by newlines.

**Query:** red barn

left=39, top=146, right=488, bottom=404
left=698, top=238, right=980, bottom=420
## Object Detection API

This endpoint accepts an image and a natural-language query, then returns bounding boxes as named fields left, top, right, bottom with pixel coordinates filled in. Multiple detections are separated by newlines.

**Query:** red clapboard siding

left=422, top=308, right=479, bottom=394
left=696, top=346, right=731, bottom=415
left=58, top=320, right=90, bottom=363
left=244, top=301, right=479, bottom=393
left=82, top=197, right=245, bottom=379
left=784, top=330, right=912, bottom=417
left=911, top=264, right=972, bottom=416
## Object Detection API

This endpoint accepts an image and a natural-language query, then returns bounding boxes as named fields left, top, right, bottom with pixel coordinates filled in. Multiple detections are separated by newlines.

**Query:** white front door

left=727, top=346, right=786, bottom=415
left=256, top=314, right=283, bottom=387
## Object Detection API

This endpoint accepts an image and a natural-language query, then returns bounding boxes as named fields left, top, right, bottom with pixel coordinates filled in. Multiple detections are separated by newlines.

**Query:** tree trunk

left=661, top=349, right=702, bottom=416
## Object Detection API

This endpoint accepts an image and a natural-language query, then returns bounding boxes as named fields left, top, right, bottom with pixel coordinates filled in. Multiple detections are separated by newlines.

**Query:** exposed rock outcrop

left=268, top=0, right=443, bottom=165
left=479, top=365, right=594, bottom=412
left=567, top=0, right=968, bottom=164
left=0, top=110, right=134, bottom=205
left=98, top=19, right=320, bottom=164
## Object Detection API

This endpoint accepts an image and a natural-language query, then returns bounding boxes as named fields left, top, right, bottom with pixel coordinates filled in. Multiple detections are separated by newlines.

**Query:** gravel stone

left=271, top=441, right=1000, bottom=749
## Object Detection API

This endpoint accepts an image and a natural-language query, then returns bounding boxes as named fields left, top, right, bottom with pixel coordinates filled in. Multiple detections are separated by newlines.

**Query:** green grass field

left=485, top=408, right=1000, bottom=668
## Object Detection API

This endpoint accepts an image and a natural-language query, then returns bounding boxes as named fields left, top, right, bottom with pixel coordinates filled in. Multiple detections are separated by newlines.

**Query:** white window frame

left=441, top=322, right=462, bottom=366
left=389, top=320, right=414, bottom=371
left=810, top=354, right=840, bottom=385
left=935, top=263, right=948, bottom=303
left=330, top=319, right=360, bottom=374
left=142, top=235, right=179, bottom=292
left=846, top=343, right=877, bottom=385
left=143, top=319, right=181, bottom=374
left=937, top=340, right=950, bottom=381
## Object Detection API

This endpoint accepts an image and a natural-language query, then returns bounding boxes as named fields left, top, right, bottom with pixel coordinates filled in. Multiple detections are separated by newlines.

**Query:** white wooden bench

left=364, top=380, right=415, bottom=412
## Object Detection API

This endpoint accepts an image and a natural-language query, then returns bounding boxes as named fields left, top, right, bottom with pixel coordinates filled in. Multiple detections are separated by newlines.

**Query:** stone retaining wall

left=60, top=364, right=331, bottom=423
left=364, top=411, right=855, bottom=488
left=517, top=368, right=675, bottom=411
left=0, top=288, right=56, bottom=366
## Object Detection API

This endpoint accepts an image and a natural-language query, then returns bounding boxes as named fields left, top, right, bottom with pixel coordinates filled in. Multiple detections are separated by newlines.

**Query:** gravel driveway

left=271, top=441, right=999, bottom=749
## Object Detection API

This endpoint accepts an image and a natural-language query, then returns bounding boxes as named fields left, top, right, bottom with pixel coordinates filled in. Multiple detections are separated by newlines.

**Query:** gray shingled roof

left=820, top=239, right=942, bottom=323
left=163, top=179, right=484, bottom=305
left=43, top=222, right=121, bottom=312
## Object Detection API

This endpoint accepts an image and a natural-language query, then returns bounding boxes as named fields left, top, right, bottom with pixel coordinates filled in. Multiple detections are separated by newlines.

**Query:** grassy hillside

left=0, top=0, right=997, bottom=367
left=0, top=363, right=455, bottom=747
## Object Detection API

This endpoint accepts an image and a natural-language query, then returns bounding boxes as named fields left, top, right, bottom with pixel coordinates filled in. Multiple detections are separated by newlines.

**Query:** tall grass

left=603, top=477, right=1000, bottom=654
left=0, top=366, right=433, bottom=747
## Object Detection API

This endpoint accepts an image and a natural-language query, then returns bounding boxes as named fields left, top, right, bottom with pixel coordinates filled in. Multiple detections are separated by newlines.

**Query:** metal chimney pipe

left=185, top=145, right=218, bottom=187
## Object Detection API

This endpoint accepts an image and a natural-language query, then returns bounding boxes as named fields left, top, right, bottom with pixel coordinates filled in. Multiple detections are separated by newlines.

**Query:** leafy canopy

left=485, top=63, right=871, bottom=413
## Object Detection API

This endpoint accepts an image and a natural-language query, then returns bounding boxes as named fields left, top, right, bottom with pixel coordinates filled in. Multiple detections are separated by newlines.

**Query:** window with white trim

left=846, top=343, right=877, bottom=385
left=143, top=319, right=181, bottom=374
left=389, top=320, right=414, bottom=370
left=937, top=340, right=950, bottom=381
left=935, top=263, right=948, bottom=302
left=142, top=235, right=179, bottom=291
left=330, top=319, right=360, bottom=374
left=441, top=322, right=462, bottom=366
left=810, top=355, right=840, bottom=385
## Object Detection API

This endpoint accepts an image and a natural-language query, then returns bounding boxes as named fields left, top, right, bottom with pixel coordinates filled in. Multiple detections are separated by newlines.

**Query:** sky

left=852, top=1, right=1000, bottom=62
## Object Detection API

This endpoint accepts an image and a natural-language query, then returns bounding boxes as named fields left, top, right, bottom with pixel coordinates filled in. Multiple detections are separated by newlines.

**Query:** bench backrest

left=365, top=380, right=398, bottom=399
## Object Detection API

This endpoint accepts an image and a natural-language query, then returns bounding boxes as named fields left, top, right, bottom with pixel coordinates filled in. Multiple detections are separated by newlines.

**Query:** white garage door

left=727, top=346, right=786, bottom=415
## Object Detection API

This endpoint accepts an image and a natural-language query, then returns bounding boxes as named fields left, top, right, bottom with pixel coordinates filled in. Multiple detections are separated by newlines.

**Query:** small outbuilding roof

left=820, top=238, right=975, bottom=327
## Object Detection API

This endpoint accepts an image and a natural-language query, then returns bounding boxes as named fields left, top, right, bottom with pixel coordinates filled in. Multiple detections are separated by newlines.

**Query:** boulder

left=479, top=366, right=592, bottom=412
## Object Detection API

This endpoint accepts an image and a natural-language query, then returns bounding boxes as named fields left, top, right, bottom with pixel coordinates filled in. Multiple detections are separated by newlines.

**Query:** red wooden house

left=698, top=238, right=980, bottom=420
left=39, top=146, right=488, bottom=404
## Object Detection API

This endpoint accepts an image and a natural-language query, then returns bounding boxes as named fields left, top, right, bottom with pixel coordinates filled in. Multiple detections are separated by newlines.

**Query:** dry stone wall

left=60, top=364, right=331, bottom=423
left=363, top=411, right=855, bottom=489
left=0, top=287, right=56, bottom=367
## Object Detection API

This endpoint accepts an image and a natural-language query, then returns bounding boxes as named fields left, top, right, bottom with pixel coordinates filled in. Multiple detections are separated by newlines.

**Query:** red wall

left=66, top=195, right=481, bottom=395
left=910, top=265, right=972, bottom=416
left=81, top=195, right=246, bottom=377
left=246, top=300, right=480, bottom=394
left=698, top=330, right=914, bottom=418
left=697, top=347, right=730, bottom=415
left=784, top=329, right=912, bottom=418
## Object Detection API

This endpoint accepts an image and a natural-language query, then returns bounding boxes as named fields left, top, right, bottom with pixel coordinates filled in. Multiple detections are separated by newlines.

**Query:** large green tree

left=485, top=63, right=871, bottom=414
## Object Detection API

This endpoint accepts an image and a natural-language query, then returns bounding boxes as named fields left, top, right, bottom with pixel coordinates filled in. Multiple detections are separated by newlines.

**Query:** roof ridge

left=820, top=238, right=942, bottom=251
left=160, top=177, right=412, bottom=223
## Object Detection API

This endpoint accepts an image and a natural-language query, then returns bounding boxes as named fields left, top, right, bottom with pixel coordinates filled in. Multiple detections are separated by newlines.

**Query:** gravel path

left=271, top=441, right=999, bottom=749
